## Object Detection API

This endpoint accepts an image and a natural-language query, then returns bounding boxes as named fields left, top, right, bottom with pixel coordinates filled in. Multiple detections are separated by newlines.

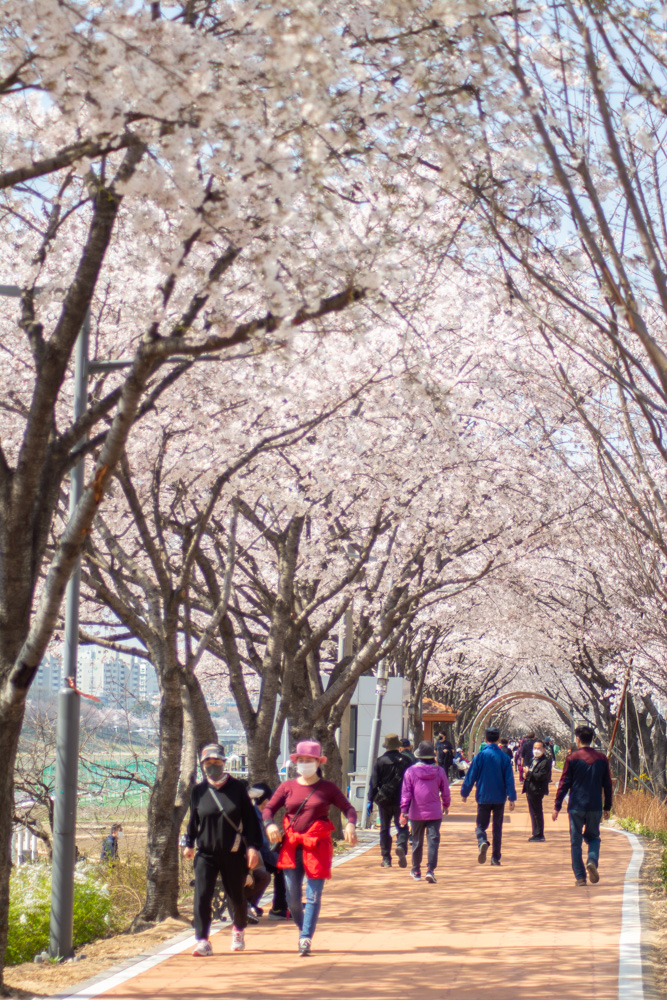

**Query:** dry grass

left=614, top=790, right=667, bottom=832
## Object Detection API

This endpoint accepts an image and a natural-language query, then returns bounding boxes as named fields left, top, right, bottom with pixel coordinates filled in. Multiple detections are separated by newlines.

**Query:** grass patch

left=614, top=791, right=667, bottom=891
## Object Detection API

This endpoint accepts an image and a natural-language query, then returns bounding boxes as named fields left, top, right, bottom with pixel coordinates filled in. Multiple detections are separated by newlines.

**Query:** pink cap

left=289, top=740, right=327, bottom=764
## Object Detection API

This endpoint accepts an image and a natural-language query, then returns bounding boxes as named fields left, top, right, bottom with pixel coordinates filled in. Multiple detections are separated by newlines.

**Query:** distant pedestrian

left=521, top=733, right=536, bottom=769
left=399, top=737, right=417, bottom=764
left=100, top=823, right=122, bottom=862
left=499, top=738, right=513, bottom=761
left=263, top=740, right=357, bottom=957
left=552, top=725, right=613, bottom=885
left=400, top=741, right=450, bottom=884
left=183, top=744, right=263, bottom=956
left=522, top=740, right=551, bottom=841
left=369, top=733, right=411, bottom=868
left=436, top=733, right=454, bottom=776
left=461, top=727, right=517, bottom=866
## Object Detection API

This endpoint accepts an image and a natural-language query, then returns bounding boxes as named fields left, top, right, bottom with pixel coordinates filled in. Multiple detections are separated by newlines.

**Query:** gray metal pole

left=50, top=312, right=89, bottom=959
left=361, top=663, right=387, bottom=828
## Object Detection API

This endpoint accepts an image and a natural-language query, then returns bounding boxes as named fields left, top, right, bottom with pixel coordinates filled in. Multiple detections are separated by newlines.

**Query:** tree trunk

left=0, top=693, right=26, bottom=994
left=133, top=656, right=183, bottom=928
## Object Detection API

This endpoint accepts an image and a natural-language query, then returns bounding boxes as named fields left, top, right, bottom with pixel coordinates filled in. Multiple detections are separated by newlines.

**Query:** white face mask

left=296, top=761, right=318, bottom=778
left=533, top=748, right=543, bottom=758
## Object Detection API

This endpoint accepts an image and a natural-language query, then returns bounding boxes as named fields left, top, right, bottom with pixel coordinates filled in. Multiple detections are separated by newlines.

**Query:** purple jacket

left=400, top=763, right=451, bottom=820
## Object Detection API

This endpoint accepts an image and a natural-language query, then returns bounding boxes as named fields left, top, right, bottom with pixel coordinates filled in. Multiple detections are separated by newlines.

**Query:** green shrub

left=5, top=862, right=113, bottom=965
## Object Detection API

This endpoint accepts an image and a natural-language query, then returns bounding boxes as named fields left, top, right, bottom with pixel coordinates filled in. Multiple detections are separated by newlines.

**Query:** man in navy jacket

left=552, top=725, right=613, bottom=885
left=461, top=727, right=517, bottom=866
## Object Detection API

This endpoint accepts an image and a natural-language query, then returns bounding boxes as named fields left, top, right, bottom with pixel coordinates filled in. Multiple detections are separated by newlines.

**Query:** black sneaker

left=528, top=835, right=545, bottom=842
left=490, top=858, right=501, bottom=867
left=478, top=841, right=489, bottom=865
left=396, top=845, right=408, bottom=869
left=268, top=909, right=289, bottom=920
left=586, top=861, right=600, bottom=884
left=246, top=909, right=260, bottom=924
left=381, top=858, right=392, bottom=867
left=575, top=877, right=587, bottom=886
left=425, top=870, right=437, bottom=883
left=411, top=869, right=422, bottom=881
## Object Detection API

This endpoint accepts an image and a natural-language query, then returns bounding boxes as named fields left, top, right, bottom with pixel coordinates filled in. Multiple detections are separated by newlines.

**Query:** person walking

left=521, top=732, right=536, bottom=770
left=247, top=781, right=288, bottom=919
left=369, top=733, right=411, bottom=868
left=552, top=724, right=613, bottom=885
left=399, top=737, right=417, bottom=764
left=263, top=740, right=357, bottom=957
left=182, top=744, right=263, bottom=956
left=461, top=727, right=517, bottom=866
left=499, top=738, right=513, bottom=761
left=436, top=733, right=454, bottom=777
left=522, top=739, right=551, bottom=842
left=100, top=823, right=122, bottom=862
left=399, top=740, right=450, bottom=883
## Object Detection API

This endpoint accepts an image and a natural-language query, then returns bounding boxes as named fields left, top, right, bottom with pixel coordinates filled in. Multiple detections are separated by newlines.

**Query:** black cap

left=399, top=738, right=411, bottom=748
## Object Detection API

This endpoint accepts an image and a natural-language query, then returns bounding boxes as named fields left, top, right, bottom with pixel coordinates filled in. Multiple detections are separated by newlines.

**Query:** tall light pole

left=361, top=660, right=388, bottom=827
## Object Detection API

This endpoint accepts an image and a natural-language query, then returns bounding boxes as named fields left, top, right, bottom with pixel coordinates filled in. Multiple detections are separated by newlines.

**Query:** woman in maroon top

left=264, top=740, right=357, bottom=956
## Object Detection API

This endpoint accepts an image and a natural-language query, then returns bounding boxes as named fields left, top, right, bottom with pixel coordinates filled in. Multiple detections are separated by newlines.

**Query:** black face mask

left=204, top=763, right=225, bottom=781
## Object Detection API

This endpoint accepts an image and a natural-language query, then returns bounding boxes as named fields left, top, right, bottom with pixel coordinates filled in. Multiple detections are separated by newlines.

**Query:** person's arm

left=460, top=754, right=479, bottom=799
left=241, top=786, right=265, bottom=852
left=505, top=755, right=517, bottom=802
left=368, top=758, right=381, bottom=805
left=603, top=758, right=613, bottom=815
left=553, top=755, right=573, bottom=817
left=329, top=783, right=358, bottom=826
left=399, top=767, right=413, bottom=816
left=262, top=783, right=288, bottom=825
left=440, top=769, right=451, bottom=812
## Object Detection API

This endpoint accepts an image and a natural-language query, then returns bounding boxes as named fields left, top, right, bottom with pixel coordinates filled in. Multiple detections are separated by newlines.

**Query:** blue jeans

left=569, top=810, right=602, bottom=880
left=283, top=848, right=325, bottom=940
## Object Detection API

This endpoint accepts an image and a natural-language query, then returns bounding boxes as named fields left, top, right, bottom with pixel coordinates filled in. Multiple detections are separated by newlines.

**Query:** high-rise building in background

left=33, top=647, right=159, bottom=706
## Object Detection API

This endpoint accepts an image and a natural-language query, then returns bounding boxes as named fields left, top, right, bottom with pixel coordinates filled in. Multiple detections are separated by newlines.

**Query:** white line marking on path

left=605, top=827, right=645, bottom=1000
left=46, top=835, right=379, bottom=1000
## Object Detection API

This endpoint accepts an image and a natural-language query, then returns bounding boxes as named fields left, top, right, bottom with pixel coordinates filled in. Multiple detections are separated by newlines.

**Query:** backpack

left=375, top=759, right=405, bottom=806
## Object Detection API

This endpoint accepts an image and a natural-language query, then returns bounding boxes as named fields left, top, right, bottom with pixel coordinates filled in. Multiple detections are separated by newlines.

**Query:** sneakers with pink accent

left=192, top=939, right=213, bottom=957
left=231, top=927, right=245, bottom=952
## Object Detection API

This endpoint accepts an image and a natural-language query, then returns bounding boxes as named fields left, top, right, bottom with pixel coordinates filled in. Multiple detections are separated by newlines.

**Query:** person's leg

left=193, top=853, right=218, bottom=941
left=270, top=866, right=288, bottom=913
left=301, top=878, right=325, bottom=939
left=534, top=796, right=545, bottom=838
left=248, top=866, right=271, bottom=909
left=411, top=820, right=425, bottom=872
left=475, top=803, right=491, bottom=847
left=218, top=851, right=249, bottom=930
left=425, top=819, right=441, bottom=871
left=393, top=802, right=409, bottom=863
left=568, top=810, right=586, bottom=881
left=378, top=804, right=393, bottom=863
left=583, top=811, right=602, bottom=868
left=490, top=803, right=504, bottom=861
left=283, top=848, right=305, bottom=931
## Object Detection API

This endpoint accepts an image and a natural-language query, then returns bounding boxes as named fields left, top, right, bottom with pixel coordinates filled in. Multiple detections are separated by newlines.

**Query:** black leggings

left=194, top=850, right=248, bottom=937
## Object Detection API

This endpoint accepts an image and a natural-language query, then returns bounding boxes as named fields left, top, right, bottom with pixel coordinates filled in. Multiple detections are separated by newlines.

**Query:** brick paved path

left=76, top=793, right=636, bottom=1000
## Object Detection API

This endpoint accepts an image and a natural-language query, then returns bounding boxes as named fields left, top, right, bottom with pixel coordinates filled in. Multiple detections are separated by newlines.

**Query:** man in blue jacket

left=552, top=724, right=613, bottom=885
left=461, top=727, right=516, bottom=866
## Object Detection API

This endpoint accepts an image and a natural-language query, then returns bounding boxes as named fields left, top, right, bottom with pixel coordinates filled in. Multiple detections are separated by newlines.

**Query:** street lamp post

left=361, top=660, right=388, bottom=828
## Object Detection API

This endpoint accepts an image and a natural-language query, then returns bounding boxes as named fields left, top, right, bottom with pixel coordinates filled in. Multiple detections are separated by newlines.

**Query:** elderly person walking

left=399, top=740, right=450, bottom=884
left=263, top=740, right=357, bottom=957
left=461, top=726, right=517, bottom=867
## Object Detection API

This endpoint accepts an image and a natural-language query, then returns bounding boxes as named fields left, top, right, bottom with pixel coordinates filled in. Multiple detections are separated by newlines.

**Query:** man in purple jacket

left=399, top=741, right=450, bottom=884
left=552, top=725, right=613, bottom=886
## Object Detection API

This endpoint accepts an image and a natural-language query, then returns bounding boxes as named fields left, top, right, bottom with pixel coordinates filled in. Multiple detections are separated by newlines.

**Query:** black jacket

left=521, top=739, right=535, bottom=765
left=522, top=755, right=551, bottom=798
left=436, top=739, right=454, bottom=769
left=369, top=749, right=411, bottom=806
left=184, top=777, right=263, bottom=855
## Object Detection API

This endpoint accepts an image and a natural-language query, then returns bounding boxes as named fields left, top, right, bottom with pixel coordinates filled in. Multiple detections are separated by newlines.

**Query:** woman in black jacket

left=182, top=744, right=263, bottom=956
left=522, top=740, right=551, bottom=842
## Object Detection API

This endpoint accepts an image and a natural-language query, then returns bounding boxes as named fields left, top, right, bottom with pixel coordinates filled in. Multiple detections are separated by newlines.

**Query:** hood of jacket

left=412, top=763, right=442, bottom=780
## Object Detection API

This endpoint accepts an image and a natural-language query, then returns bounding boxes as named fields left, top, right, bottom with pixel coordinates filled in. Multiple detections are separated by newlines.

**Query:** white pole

left=31, top=833, right=38, bottom=861
left=361, top=662, right=388, bottom=828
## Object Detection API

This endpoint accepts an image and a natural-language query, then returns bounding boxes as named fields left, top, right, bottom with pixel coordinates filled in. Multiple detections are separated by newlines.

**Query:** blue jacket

left=460, top=743, right=517, bottom=804
left=554, top=747, right=612, bottom=813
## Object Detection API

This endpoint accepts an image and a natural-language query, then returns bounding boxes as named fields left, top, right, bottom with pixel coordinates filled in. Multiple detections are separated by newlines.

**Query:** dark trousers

left=476, top=803, right=505, bottom=861
left=526, top=792, right=545, bottom=837
left=410, top=818, right=441, bottom=872
left=569, top=810, right=602, bottom=881
left=247, top=865, right=272, bottom=908
left=194, top=850, right=248, bottom=937
left=379, top=802, right=409, bottom=862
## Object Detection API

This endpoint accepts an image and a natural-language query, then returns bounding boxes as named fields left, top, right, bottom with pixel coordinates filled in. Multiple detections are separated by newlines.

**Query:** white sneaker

left=192, top=939, right=212, bottom=956
left=298, top=936, right=312, bottom=957
left=231, top=927, right=245, bottom=952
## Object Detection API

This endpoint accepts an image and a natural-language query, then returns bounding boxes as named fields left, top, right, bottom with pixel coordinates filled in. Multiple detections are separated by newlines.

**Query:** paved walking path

left=63, top=793, right=643, bottom=1000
